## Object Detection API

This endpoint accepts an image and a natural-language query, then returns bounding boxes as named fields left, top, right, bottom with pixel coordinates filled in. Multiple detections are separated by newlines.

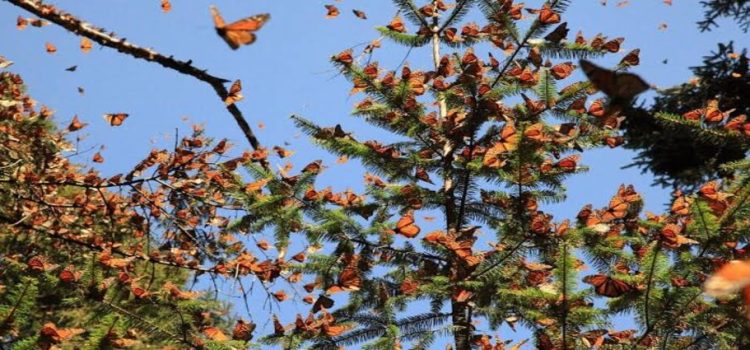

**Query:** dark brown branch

left=6, top=0, right=265, bottom=158
left=0, top=213, right=219, bottom=273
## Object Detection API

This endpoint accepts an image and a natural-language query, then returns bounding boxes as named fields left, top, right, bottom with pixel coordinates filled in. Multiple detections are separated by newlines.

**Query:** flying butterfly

left=580, top=59, right=649, bottom=101
left=544, top=22, right=568, bottom=44
left=210, top=5, right=270, bottom=50
left=704, top=260, right=750, bottom=307
left=0, top=55, right=13, bottom=69
left=103, top=113, right=129, bottom=126
left=324, top=5, right=340, bottom=19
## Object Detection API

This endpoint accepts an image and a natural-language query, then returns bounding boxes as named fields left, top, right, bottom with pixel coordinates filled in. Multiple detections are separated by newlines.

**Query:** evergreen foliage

left=623, top=42, right=749, bottom=188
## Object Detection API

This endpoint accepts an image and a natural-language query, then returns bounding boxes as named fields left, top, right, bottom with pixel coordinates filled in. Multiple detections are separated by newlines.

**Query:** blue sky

left=1, top=0, right=747, bottom=347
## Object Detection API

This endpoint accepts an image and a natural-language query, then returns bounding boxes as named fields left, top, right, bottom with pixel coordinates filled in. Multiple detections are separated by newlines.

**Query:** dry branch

left=5, top=0, right=265, bottom=155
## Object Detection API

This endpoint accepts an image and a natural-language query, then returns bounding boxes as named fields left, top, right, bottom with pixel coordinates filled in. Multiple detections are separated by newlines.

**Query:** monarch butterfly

left=312, top=294, right=334, bottom=313
left=224, top=80, right=243, bottom=105
left=704, top=260, right=750, bottom=306
left=0, top=55, right=12, bottom=69
left=599, top=196, right=629, bottom=222
left=45, top=42, right=57, bottom=54
left=392, top=212, right=421, bottom=238
left=583, top=274, right=634, bottom=297
left=210, top=5, right=270, bottom=50
left=353, top=9, right=367, bottom=20
left=326, top=254, right=363, bottom=294
left=580, top=59, right=649, bottom=101
left=272, top=315, right=285, bottom=335
left=103, top=113, right=129, bottom=126
left=324, top=4, right=340, bottom=19
left=386, top=16, right=406, bottom=33
left=544, top=22, right=568, bottom=43
left=232, top=320, right=255, bottom=341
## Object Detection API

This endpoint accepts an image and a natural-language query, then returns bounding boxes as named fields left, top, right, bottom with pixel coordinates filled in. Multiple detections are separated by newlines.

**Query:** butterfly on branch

left=210, top=5, right=270, bottom=50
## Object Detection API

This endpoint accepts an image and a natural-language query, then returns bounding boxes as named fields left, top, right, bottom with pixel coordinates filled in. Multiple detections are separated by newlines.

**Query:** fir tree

left=622, top=42, right=749, bottom=188
left=0, top=72, right=253, bottom=349
left=229, top=0, right=723, bottom=348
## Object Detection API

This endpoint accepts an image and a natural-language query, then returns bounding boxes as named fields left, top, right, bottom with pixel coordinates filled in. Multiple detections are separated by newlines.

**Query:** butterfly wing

left=613, top=73, right=650, bottom=101
left=580, top=60, right=618, bottom=96
left=103, top=113, right=129, bottom=126
left=225, top=14, right=270, bottom=31
left=211, top=6, right=269, bottom=49
left=580, top=59, right=649, bottom=101
left=209, top=5, right=225, bottom=28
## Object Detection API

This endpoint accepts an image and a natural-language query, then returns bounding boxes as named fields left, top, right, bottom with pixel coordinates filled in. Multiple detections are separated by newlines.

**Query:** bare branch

left=5, top=0, right=265, bottom=158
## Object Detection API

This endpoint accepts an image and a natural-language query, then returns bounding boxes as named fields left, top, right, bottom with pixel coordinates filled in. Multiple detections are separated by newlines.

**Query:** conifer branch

left=490, top=0, right=562, bottom=88
left=0, top=278, right=32, bottom=331
left=641, top=242, right=662, bottom=332
left=438, top=0, right=473, bottom=33
left=0, top=213, right=220, bottom=273
left=5, top=0, right=266, bottom=165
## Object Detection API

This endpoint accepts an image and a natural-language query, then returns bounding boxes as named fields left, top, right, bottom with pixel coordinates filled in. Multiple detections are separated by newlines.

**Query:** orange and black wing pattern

left=210, top=5, right=270, bottom=50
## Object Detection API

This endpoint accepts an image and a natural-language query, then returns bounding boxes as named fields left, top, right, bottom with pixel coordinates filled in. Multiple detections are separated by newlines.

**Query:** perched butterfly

left=210, top=5, right=270, bottom=50
left=203, top=326, right=229, bottom=341
left=312, top=294, right=335, bottom=313
left=620, top=49, right=640, bottom=67
left=580, top=59, right=649, bottom=101
left=224, top=80, right=243, bottom=105
left=232, top=320, right=256, bottom=341
left=391, top=212, right=420, bottom=238
left=704, top=260, right=750, bottom=306
left=103, top=113, right=129, bottom=126
left=584, top=274, right=634, bottom=297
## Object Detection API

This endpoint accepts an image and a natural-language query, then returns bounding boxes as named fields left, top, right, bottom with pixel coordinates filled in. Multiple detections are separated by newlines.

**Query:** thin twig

left=5, top=0, right=266, bottom=165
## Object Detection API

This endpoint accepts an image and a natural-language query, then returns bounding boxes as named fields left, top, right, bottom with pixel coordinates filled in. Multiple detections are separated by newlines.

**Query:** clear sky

left=1, top=0, right=747, bottom=347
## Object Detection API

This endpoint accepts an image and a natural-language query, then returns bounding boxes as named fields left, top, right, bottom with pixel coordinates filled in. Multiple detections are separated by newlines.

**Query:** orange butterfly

left=599, top=196, right=629, bottom=222
left=80, top=37, right=93, bottom=53
left=583, top=274, right=634, bottom=297
left=352, top=9, right=367, bottom=20
left=387, top=16, right=406, bottom=33
left=45, top=42, right=57, bottom=54
left=705, top=260, right=750, bottom=304
left=222, top=80, right=243, bottom=105
left=324, top=4, right=340, bottom=19
left=67, top=115, right=87, bottom=131
left=232, top=320, right=255, bottom=341
left=40, top=323, right=84, bottom=343
left=210, top=5, right=270, bottom=50
left=161, top=0, right=172, bottom=13
left=391, top=212, right=420, bottom=238
left=537, top=4, right=561, bottom=24
left=103, top=113, right=129, bottom=126
left=620, top=49, right=640, bottom=66
left=326, top=254, right=363, bottom=294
